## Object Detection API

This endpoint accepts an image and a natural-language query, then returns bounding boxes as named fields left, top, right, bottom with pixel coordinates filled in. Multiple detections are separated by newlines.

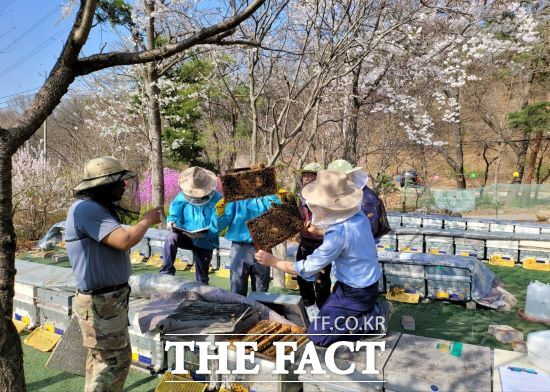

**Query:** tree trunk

left=144, top=1, right=165, bottom=222
left=505, top=71, right=534, bottom=203
left=438, top=89, right=466, bottom=189
left=296, top=101, right=320, bottom=170
left=342, top=63, right=361, bottom=165
left=521, top=130, right=544, bottom=204
left=505, top=132, right=530, bottom=204
left=248, top=50, right=258, bottom=164
left=453, top=106, right=466, bottom=189
left=0, top=154, right=26, bottom=391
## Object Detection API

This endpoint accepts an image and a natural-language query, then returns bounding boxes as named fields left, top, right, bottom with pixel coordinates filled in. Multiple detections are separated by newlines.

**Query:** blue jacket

left=294, top=212, right=381, bottom=288
left=167, top=191, right=222, bottom=250
left=217, top=195, right=281, bottom=244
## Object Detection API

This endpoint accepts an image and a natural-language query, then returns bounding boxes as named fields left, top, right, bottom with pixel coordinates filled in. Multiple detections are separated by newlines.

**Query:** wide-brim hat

left=327, top=159, right=363, bottom=175
left=302, top=170, right=362, bottom=225
left=294, top=162, right=323, bottom=175
left=179, top=166, right=217, bottom=198
left=74, top=156, right=136, bottom=193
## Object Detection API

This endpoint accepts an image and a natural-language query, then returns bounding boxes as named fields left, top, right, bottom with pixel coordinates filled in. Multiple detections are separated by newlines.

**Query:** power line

left=0, top=0, right=15, bottom=15
left=0, top=26, right=71, bottom=78
left=0, top=87, right=40, bottom=101
left=0, top=5, right=59, bottom=53
left=0, top=26, right=15, bottom=40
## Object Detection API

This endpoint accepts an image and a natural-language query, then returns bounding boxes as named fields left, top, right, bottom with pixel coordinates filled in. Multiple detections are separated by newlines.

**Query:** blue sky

left=0, top=1, right=120, bottom=109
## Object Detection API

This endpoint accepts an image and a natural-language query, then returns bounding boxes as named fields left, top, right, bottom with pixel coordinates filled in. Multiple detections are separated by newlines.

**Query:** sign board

left=434, top=189, right=475, bottom=212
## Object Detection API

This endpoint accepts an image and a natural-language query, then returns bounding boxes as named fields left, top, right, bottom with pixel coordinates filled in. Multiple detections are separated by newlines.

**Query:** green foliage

left=375, top=174, right=398, bottom=194
left=161, top=57, right=216, bottom=169
left=96, top=0, right=133, bottom=27
left=236, top=117, right=252, bottom=137
left=508, top=101, right=550, bottom=133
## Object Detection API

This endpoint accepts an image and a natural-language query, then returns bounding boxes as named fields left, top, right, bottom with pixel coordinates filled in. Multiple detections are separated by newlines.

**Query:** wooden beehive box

left=221, top=166, right=277, bottom=202
left=246, top=203, right=303, bottom=251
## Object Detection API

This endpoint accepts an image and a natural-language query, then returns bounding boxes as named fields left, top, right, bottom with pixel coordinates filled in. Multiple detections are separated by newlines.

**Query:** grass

left=388, top=264, right=550, bottom=349
left=22, top=335, right=159, bottom=392
left=16, top=251, right=550, bottom=391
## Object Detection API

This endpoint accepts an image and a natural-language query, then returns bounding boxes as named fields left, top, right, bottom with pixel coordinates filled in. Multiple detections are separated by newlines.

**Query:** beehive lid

left=24, top=327, right=61, bottom=352
left=385, top=334, right=491, bottom=392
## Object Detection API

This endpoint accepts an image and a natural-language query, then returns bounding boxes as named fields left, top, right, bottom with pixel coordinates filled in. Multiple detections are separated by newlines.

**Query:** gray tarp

left=377, top=252, right=494, bottom=300
left=15, top=259, right=75, bottom=290
left=37, top=221, right=66, bottom=250
left=129, top=274, right=291, bottom=333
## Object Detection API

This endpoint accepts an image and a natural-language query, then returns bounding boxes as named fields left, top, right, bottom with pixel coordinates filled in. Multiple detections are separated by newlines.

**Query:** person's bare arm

left=102, top=208, right=162, bottom=251
left=255, top=250, right=298, bottom=275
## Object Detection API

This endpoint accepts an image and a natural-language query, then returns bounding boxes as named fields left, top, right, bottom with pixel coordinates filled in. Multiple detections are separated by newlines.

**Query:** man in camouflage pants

left=74, top=287, right=132, bottom=391
left=66, top=157, right=161, bottom=391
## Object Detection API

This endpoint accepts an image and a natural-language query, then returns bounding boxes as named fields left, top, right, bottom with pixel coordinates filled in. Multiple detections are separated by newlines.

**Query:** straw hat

left=327, top=159, right=363, bottom=175
left=179, top=167, right=217, bottom=198
left=74, top=156, right=136, bottom=193
left=302, top=170, right=362, bottom=225
left=294, top=162, right=323, bottom=175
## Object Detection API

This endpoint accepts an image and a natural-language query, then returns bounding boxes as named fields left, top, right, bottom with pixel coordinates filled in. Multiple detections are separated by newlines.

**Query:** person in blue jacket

left=160, top=167, right=222, bottom=284
left=215, top=158, right=290, bottom=296
left=215, top=192, right=283, bottom=296
left=255, top=170, right=393, bottom=347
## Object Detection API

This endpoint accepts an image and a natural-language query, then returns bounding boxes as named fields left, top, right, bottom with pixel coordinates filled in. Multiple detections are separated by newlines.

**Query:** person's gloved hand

left=166, top=221, right=176, bottom=231
left=277, top=188, right=296, bottom=205
left=215, top=198, right=226, bottom=216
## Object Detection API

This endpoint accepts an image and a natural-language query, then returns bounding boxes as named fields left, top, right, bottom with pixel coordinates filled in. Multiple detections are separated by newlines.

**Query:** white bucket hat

left=179, top=166, right=217, bottom=198
left=74, top=156, right=136, bottom=193
left=302, top=170, right=363, bottom=226
left=327, top=159, right=369, bottom=188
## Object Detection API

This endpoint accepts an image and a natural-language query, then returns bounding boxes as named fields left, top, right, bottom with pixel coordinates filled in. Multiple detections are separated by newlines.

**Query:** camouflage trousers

left=74, top=285, right=131, bottom=392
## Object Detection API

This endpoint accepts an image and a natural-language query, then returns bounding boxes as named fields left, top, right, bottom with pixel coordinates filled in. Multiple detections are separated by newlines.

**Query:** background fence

left=388, top=183, right=550, bottom=219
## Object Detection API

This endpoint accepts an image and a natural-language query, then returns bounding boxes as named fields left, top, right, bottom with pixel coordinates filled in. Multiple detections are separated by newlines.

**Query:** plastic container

left=525, top=281, right=550, bottom=321
left=384, top=263, right=425, bottom=279
left=426, top=278, right=471, bottom=301
left=386, top=275, right=426, bottom=297
left=527, top=330, right=550, bottom=372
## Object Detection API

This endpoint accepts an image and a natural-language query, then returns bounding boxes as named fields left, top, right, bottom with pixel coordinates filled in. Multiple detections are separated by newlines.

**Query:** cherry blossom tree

left=0, top=0, right=266, bottom=389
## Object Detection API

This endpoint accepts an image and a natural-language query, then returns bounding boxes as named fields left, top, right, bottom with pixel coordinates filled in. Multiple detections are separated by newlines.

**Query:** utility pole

left=43, top=117, right=47, bottom=162
left=42, top=71, right=47, bottom=163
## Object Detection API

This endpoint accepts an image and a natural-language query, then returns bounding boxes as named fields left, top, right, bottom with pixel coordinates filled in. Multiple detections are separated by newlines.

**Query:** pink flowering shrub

left=137, top=168, right=181, bottom=206
left=13, top=145, right=71, bottom=239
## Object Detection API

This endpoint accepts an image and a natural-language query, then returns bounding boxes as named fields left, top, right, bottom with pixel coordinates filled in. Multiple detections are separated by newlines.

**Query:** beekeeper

left=294, top=163, right=330, bottom=321
left=215, top=158, right=289, bottom=296
left=255, top=170, right=392, bottom=347
left=160, top=166, right=222, bottom=284
left=66, top=156, right=161, bottom=391
left=328, top=159, right=384, bottom=238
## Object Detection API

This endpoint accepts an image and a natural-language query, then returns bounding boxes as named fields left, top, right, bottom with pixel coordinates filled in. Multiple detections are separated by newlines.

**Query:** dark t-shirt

left=65, top=200, right=131, bottom=291
left=361, top=186, right=381, bottom=237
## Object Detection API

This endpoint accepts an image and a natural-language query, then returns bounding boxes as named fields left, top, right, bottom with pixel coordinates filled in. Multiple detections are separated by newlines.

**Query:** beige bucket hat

left=302, top=170, right=362, bottom=225
left=74, top=156, right=136, bottom=193
left=179, top=166, right=217, bottom=198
